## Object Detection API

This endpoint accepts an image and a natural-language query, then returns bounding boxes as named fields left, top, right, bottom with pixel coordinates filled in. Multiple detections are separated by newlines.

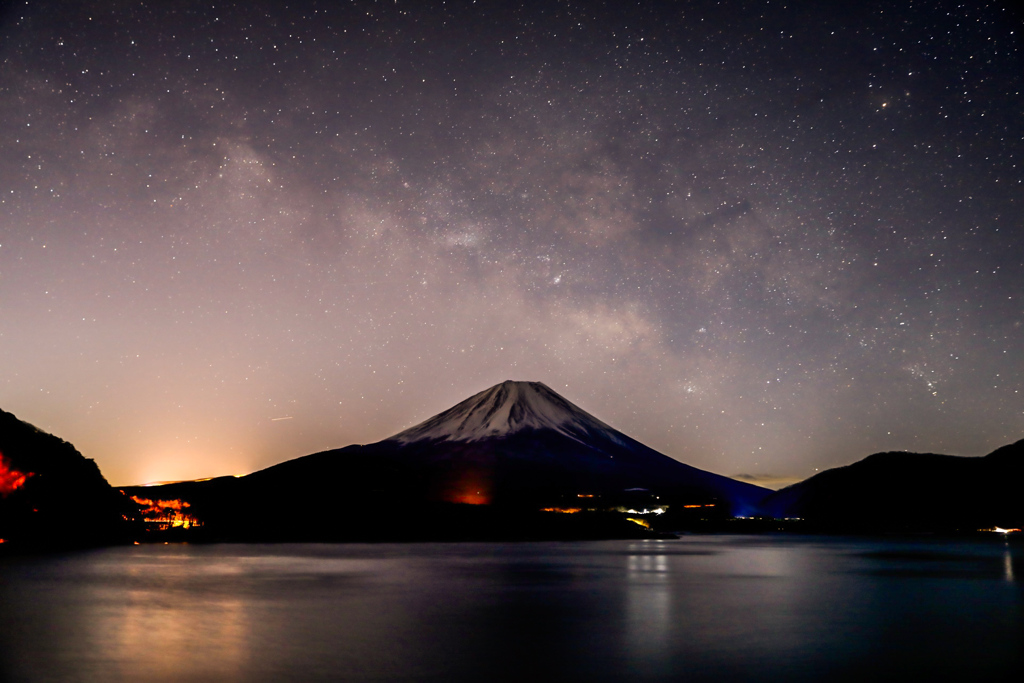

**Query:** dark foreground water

left=1, top=536, right=1022, bottom=682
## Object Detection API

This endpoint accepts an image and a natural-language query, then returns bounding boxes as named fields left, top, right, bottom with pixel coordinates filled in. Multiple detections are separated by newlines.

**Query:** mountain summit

left=391, top=380, right=624, bottom=446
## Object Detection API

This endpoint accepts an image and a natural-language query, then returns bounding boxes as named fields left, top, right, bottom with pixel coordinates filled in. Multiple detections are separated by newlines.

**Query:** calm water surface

left=1, top=536, right=1021, bottom=682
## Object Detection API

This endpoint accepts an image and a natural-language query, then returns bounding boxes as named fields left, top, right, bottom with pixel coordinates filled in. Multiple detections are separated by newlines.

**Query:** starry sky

left=1, top=0, right=1021, bottom=488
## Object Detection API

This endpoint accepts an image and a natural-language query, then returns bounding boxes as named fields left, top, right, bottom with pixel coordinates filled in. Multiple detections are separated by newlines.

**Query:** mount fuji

left=378, top=380, right=768, bottom=511
left=126, top=381, right=770, bottom=540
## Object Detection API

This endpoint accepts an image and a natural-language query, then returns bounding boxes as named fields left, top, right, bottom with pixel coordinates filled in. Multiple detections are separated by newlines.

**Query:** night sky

left=1, top=0, right=1021, bottom=488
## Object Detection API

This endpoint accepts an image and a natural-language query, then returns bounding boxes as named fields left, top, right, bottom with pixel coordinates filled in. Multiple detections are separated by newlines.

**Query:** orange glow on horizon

left=0, top=452, right=33, bottom=496
left=448, top=491, right=490, bottom=505
left=541, top=507, right=582, bottom=514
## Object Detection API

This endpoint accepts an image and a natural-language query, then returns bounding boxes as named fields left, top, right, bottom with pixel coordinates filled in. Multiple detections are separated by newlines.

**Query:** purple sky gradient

left=2, top=1, right=1021, bottom=487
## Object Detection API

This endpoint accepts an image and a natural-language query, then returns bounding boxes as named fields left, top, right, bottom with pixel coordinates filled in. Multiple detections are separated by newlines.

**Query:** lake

left=1, top=536, right=1021, bottom=681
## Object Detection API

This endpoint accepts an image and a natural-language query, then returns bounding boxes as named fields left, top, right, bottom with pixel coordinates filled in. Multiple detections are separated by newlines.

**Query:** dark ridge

left=0, top=409, right=139, bottom=552
left=759, top=439, right=1024, bottom=532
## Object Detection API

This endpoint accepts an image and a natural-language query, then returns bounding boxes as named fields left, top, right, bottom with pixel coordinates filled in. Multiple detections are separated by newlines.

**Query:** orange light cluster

left=682, top=504, right=716, bottom=508
left=0, top=452, right=33, bottom=497
left=541, top=507, right=582, bottom=514
left=576, top=494, right=594, bottom=498
left=129, top=495, right=200, bottom=528
left=130, top=496, right=192, bottom=513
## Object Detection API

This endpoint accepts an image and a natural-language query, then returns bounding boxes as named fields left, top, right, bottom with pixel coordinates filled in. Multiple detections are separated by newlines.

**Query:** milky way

left=1, top=1, right=1021, bottom=487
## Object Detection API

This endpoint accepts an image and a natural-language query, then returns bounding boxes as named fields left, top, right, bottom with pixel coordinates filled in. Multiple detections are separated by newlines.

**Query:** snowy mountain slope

left=390, top=380, right=626, bottom=446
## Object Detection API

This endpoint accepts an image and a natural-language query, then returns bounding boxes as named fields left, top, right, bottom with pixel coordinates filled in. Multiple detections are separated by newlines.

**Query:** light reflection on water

left=1, top=536, right=1021, bottom=682
left=625, top=541, right=672, bottom=669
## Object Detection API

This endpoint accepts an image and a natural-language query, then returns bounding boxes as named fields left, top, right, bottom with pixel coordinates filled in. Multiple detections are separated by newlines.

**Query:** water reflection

left=96, top=555, right=249, bottom=680
left=108, top=591, right=248, bottom=679
left=625, top=541, right=671, bottom=673
left=1, top=538, right=1021, bottom=682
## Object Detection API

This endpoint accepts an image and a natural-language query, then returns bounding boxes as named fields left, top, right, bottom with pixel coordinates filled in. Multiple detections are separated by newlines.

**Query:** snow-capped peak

left=389, top=380, right=625, bottom=446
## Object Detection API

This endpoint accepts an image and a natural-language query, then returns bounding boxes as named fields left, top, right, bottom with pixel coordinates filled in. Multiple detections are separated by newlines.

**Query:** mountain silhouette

left=0, top=409, right=138, bottom=551
left=759, top=439, right=1024, bottom=532
left=131, top=381, right=769, bottom=541
left=374, top=381, right=768, bottom=512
